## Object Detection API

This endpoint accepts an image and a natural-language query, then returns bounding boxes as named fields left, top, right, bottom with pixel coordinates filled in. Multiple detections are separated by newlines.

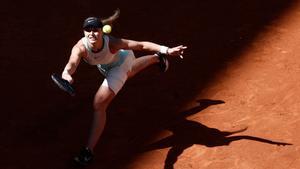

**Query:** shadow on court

left=139, top=100, right=292, bottom=169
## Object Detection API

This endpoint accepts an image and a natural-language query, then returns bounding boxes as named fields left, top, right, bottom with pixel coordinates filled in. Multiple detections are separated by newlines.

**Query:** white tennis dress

left=82, top=35, right=135, bottom=94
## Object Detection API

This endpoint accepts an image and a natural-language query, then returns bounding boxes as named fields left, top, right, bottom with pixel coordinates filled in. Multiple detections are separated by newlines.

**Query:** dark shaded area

left=139, top=100, right=292, bottom=169
left=0, top=0, right=296, bottom=168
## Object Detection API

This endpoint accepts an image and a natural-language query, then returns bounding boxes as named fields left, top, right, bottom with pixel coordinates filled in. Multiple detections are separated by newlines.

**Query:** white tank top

left=81, top=35, right=118, bottom=65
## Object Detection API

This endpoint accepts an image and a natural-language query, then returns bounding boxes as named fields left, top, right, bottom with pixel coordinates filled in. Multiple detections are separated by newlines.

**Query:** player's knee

left=93, top=95, right=110, bottom=112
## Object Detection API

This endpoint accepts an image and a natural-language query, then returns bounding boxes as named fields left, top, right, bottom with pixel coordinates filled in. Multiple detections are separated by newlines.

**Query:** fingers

left=177, top=45, right=187, bottom=50
left=62, top=74, right=74, bottom=84
left=176, top=45, right=187, bottom=52
left=179, top=48, right=184, bottom=59
left=178, top=45, right=187, bottom=59
left=180, top=45, right=188, bottom=49
left=169, top=45, right=187, bottom=59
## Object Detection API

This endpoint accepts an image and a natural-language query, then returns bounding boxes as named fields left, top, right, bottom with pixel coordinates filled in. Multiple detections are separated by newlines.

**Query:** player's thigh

left=94, top=84, right=115, bottom=111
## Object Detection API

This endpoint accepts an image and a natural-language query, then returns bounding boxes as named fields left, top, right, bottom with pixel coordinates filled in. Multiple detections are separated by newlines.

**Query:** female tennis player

left=61, top=10, right=187, bottom=165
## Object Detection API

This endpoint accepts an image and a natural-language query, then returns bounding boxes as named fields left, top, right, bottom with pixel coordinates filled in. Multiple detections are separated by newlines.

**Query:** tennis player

left=61, top=10, right=187, bottom=165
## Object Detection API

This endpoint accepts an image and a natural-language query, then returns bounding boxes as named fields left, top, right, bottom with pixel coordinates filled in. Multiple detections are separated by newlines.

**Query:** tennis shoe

left=73, top=147, right=94, bottom=166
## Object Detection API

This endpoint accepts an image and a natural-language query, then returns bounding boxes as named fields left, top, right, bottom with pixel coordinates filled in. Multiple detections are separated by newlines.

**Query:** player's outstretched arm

left=62, top=46, right=82, bottom=83
left=111, top=37, right=187, bottom=58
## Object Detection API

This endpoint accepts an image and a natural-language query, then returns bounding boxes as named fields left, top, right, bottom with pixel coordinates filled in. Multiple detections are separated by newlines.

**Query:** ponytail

left=101, top=9, right=120, bottom=25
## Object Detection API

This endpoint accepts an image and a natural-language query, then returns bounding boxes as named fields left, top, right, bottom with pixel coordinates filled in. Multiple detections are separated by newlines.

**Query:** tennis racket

left=51, top=73, right=75, bottom=96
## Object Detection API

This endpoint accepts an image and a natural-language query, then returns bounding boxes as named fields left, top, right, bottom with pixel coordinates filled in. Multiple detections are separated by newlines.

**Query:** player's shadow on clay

left=140, top=99, right=292, bottom=169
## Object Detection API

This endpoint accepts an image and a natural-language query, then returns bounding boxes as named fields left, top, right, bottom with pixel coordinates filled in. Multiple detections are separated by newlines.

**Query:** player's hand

left=168, top=45, right=187, bottom=58
left=62, top=71, right=74, bottom=84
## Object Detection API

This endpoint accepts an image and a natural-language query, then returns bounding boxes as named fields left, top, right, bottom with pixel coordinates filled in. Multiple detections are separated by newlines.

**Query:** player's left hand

left=168, top=45, right=187, bottom=58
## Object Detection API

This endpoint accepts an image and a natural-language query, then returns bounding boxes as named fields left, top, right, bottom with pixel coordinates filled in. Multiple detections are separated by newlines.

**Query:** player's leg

left=74, top=84, right=115, bottom=166
left=88, top=85, right=115, bottom=150
left=128, top=55, right=159, bottom=78
left=74, top=60, right=131, bottom=165
left=128, top=53, right=168, bottom=78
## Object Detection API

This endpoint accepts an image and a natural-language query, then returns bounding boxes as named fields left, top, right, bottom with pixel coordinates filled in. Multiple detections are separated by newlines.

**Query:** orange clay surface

left=1, top=0, right=300, bottom=169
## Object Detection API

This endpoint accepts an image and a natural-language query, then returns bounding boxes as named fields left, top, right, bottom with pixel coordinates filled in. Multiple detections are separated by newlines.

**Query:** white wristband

left=159, top=46, right=169, bottom=54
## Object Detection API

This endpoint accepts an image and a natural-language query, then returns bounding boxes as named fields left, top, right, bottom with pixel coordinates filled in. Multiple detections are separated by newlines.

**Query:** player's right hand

left=62, top=71, right=74, bottom=84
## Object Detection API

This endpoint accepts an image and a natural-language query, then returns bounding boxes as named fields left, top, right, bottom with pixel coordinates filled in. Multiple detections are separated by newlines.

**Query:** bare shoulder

left=72, top=39, right=87, bottom=57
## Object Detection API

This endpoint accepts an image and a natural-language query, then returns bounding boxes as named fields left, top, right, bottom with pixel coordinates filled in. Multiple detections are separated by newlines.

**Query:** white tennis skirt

left=97, top=49, right=135, bottom=94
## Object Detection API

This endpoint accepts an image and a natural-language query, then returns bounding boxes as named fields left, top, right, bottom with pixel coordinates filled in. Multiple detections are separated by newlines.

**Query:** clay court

left=1, top=0, right=300, bottom=168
